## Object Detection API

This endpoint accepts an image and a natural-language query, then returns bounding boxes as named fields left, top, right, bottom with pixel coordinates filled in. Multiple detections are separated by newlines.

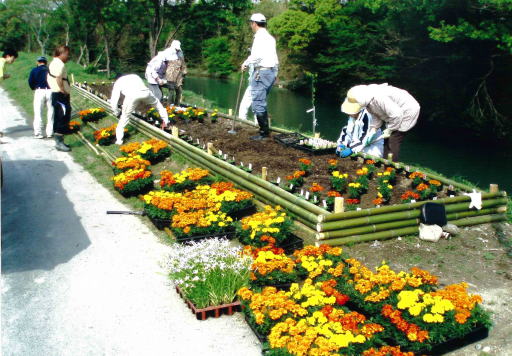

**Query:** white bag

left=419, top=223, right=443, bottom=242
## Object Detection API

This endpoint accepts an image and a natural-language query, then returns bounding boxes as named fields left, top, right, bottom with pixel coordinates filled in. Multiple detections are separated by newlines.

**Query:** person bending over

left=110, top=74, right=169, bottom=145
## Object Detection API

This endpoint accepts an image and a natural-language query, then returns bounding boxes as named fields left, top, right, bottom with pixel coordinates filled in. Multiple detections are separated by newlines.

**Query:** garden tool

left=106, top=210, right=146, bottom=216
left=228, top=72, right=245, bottom=134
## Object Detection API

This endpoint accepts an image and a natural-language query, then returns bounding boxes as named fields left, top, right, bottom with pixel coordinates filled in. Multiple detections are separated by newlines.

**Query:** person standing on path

left=0, top=49, right=18, bottom=81
left=242, top=13, right=279, bottom=141
left=163, top=40, right=187, bottom=106
left=47, top=45, right=72, bottom=152
left=145, top=47, right=176, bottom=102
left=341, top=83, right=420, bottom=161
left=110, top=74, right=170, bottom=145
left=29, top=56, right=54, bottom=139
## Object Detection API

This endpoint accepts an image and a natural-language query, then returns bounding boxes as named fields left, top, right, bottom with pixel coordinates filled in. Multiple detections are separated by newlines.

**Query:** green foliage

left=203, top=37, right=234, bottom=77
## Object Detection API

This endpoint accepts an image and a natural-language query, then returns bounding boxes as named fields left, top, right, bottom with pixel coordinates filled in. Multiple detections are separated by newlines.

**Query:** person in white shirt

left=241, top=13, right=279, bottom=140
left=341, top=83, right=420, bottom=161
left=336, top=108, right=384, bottom=158
left=145, top=46, right=178, bottom=101
left=111, top=74, right=169, bottom=145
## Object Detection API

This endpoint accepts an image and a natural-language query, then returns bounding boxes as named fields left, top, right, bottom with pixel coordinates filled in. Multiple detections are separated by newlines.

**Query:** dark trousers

left=383, top=130, right=406, bottom=161
left=164, top=84, right=182, bottom=106
left=51, top=92, right=71, bottom=135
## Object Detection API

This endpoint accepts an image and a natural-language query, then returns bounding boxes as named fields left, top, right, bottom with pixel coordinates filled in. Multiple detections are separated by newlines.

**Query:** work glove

left=382, top=128, right=393, bottom=139
left=336, top=144, right=346, bottom=154
left=157, top=78, right=166, bottom=86
left=339, top=147, right=353, bottom=158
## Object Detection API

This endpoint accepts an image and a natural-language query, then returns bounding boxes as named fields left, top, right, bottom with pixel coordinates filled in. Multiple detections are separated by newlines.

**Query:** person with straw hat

left=341, top=83, right=420, bottom=161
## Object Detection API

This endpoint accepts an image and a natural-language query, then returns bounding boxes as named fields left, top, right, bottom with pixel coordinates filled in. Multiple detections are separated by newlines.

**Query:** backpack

left=420, top=203, right=447, bottom=226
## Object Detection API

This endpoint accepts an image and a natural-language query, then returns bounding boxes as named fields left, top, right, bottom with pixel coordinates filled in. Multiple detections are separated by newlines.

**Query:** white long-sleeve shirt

left=243, top=28, right=278, bottom=68
left=110, top=74, right=151, bottom=112
left=145, top=54, right=167, bottom=85
left=350, top=83, right=420, bottom=132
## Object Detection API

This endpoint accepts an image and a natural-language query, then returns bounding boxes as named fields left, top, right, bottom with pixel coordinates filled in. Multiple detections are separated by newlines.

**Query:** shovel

left=106, top=210, right=146, bottom=216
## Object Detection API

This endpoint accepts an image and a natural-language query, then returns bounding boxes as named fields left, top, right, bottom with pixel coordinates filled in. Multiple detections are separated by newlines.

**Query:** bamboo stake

left=490, top=184, right=499, bottom=193
left=334, top=197, right=344, bottom=213
left=262, top=167, right=268, bottom=181
left=171, top=126, right=179, bottom=137
left=207, top=142, right=214, bottom=155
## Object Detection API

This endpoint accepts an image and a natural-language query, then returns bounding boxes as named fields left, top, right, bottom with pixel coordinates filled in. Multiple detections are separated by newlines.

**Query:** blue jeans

left=250, top=68, right=276, bottom=115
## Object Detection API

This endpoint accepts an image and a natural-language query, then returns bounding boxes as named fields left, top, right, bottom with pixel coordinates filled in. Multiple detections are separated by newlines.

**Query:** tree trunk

left=65, top=24, right=70, bottom=46
left=103, top=35, right=111, bottom=77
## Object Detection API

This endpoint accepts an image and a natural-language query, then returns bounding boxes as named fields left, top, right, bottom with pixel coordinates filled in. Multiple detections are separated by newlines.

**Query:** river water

left=184, top=76, right=512, bottom=193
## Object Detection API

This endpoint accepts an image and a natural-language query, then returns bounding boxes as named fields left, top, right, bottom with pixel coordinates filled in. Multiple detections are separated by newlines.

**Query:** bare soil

left=88, top=83, right=452, bottom=210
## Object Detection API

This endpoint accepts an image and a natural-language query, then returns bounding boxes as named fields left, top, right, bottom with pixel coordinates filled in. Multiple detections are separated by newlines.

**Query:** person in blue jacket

left=28, top=56, right=54, bottom=138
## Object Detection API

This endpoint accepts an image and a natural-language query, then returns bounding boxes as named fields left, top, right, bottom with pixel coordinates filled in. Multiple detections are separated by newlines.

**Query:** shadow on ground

left=1, top=159, right=91, bottom=273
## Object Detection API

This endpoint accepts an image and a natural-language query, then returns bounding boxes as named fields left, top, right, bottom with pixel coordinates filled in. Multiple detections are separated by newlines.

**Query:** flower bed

left=244, top=247, right=302, bottom=288
left=239, top=245, right=492, bottom=355
left=142, top=182, right=254, bottom=235
left=164, top=238, right=251, bottom=315
left=112, top=155, right=151, bottom=175
left=236, top=205, right=294, bottom=248
left=120, top=139, right=171, bottom=163
left=112, top=168, right=153, bottom=196
left=94, top=124, right=126, bottom=145
left=79, top=107, right=106, bottom=122
left=159, top=168, right=214, bottom=192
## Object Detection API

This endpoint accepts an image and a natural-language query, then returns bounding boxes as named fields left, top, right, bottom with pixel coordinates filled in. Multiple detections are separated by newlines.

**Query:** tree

left=203, top=37, right=234, bottom=77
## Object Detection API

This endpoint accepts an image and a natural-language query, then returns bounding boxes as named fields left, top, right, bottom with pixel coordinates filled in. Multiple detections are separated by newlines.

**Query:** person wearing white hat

left=163, top=40, right=187, bottom=106
left=242, top=13, right=279, bottom=140
left=110, top=74, right=169, bottom=145
left=341, top=83, right=420, bottom=161
left=145, top=45, right=179, bottom=101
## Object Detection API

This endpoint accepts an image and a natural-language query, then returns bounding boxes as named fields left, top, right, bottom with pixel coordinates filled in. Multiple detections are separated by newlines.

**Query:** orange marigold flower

left=309, top=182, right=324, bottom=193
left=416, top=183, right=430, bottom=191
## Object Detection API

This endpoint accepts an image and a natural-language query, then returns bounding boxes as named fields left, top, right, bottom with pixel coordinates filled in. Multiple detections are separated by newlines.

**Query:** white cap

left=171, top=40, right=181, bottom=51
left=250, top=13, right=266, bottom=23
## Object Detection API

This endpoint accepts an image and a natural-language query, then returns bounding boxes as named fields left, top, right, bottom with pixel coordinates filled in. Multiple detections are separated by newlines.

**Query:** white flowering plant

left=164, top=238, right=252, bottom=309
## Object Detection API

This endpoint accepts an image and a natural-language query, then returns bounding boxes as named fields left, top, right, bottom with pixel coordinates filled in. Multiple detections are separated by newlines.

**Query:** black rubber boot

left=251, top=112, right=270, bottom=140
left=55, top=134, right=71, bottom=152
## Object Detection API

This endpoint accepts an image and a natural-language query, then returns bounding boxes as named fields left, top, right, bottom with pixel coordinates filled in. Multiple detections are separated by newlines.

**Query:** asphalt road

left=0, top=87, right=260, bottom=356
